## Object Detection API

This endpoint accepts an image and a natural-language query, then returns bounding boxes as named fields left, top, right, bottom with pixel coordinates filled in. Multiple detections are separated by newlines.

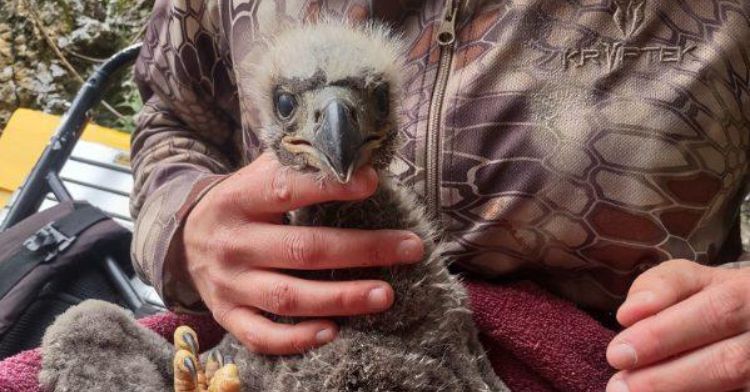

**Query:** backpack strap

left=0, top=205, right=109, bottom=299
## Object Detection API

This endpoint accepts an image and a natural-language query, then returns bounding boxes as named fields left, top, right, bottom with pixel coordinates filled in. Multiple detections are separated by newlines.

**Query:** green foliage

left=95, top=70, right=143, bottom=133
left=0, top=0, right=154, bottom=133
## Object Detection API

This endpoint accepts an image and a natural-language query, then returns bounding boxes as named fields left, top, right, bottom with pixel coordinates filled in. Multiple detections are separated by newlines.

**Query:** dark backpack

left=0, top=201, right=132, bottom=359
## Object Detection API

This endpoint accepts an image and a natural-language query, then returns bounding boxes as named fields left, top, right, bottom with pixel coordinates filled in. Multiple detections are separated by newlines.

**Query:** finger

left=228, top=223, right=423, bottom=269
left=217, top=305, right=338, bottom=355
left=608, top=280, right=748, bottom=370
left=229, top=153, right=379, bottom=217
left=606, top=332, right=750, bottom=392
left=226, top=269, right=395, bottom=317
left=617, top=259, right=715, bottom=327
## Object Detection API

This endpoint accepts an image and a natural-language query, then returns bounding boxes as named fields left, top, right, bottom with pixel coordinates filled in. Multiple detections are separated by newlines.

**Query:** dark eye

left=374, top=85, right=389, bottom=116
left=275, top=93, right=296, bottom=119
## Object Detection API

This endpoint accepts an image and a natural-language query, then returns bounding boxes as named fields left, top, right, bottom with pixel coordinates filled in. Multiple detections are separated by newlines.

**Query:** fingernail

left=397, top=237, right=423, bottom=261
left=352, top=167, right=377, bottom=193
left=315, top=328, right=335, bottom=344
left=621, top=291, right=653, bottom=311
left=368, top=287, right=390, bottom=309
left=606, top=376, right=630, bottom=392
left=362, top=166, right=378, bottom=181
left=608, top=343, right=638, bottom=369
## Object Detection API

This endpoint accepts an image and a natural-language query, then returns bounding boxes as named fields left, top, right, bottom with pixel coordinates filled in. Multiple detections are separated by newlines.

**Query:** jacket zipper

left=425, top=0, right=459, bottom=219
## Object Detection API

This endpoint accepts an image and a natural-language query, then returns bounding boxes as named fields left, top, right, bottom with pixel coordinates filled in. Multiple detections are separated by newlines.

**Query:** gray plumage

left=39, top=19, right=509, bottom=392
left=39, top=300, right=173, bottom=391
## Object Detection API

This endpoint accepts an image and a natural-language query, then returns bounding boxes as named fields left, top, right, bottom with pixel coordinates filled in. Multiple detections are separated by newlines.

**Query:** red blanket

left=0, top=280, right=615, bottom=391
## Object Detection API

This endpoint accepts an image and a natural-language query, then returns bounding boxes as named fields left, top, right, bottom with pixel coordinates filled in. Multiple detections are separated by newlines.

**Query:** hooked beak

left=313, top=99, right=363, bottom=183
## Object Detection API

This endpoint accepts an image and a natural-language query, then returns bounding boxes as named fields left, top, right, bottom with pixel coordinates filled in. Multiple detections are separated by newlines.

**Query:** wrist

left=160, top=174, right=230, bottom=313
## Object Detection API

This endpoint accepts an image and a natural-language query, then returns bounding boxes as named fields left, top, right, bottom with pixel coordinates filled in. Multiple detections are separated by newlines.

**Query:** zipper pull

left=436, top=0, right=458, bottom=46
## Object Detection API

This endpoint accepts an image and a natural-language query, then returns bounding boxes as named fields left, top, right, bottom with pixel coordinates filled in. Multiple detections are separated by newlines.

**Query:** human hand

left=606, top=259, right=750, bottom=391
left=182, top=153, right=424, bottom=355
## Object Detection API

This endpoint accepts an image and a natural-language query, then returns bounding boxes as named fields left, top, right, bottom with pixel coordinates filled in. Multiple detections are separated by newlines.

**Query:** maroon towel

left=467, top=279, right=616, bottom=391
left=0, top=280, right=615, bottom=391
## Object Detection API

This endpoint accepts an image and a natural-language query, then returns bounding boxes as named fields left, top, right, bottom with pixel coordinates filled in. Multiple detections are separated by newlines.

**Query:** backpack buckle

left=23, top=224, right=76, bottom=262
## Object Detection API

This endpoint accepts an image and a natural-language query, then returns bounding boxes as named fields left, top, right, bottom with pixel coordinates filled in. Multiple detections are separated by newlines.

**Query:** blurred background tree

left=0, top=0, right=154, bottom=133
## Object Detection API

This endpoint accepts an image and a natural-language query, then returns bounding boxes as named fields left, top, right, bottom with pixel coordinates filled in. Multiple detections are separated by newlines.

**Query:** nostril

left=314, top=110, right=322, bottom=123
left=286, top=138, right=312, bottom=147
left=363, top=135, right=381, bottom=145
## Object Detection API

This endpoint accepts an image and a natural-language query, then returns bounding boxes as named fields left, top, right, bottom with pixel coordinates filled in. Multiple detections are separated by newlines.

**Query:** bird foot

left=173, top=326, right=240, bottom=392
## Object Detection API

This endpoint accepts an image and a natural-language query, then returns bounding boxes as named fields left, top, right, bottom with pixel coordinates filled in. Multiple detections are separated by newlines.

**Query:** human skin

left=182, top=153, right=425, bottom=355
left=183, top=152, right=750, bottom=384
left=607, top=259, right=750, bottom=392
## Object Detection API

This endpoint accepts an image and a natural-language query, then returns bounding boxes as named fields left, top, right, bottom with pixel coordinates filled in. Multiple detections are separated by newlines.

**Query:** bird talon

left=183, top=356, right=197, bottom=379
left=208, top=362, right=240, bottom=392
left=174, top=326, right=200, bottom=355
left=205, top=349, right=224, bottom=381
left=184, top=333, right=198, bottom=355
left=173, top=326, right=209, bottom=391
left=173, top=350, right=201, bottom=392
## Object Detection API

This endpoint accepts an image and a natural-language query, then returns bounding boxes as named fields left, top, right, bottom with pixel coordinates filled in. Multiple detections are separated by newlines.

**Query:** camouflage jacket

left=131, top=0, right=750, bottom=312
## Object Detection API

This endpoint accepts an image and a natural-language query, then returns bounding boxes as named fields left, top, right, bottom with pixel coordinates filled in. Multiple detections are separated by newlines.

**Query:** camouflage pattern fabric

left=131, top=0, right=750, bottom=311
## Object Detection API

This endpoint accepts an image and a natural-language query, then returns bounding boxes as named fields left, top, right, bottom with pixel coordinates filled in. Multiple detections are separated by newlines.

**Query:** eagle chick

left=39, top=19, right=509, bottom=392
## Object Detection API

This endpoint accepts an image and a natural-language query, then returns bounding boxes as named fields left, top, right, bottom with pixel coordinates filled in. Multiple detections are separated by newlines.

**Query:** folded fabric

left=0, top=280, right=615, bottom=392
left=467, top=279, right=617, bottom=391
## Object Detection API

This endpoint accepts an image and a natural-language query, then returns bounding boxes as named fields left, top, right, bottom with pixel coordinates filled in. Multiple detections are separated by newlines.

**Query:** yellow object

left=0, top=108, right=131, bottom=208
left=208, top=364, right=240, bottom=392
left=172, top=325, right=241, bottom=392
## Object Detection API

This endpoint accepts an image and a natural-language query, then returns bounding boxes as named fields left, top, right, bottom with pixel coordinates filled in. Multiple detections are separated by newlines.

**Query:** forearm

left=130, top=97, right=233, bottom=311
left=131, top=171, right=227, bottom=312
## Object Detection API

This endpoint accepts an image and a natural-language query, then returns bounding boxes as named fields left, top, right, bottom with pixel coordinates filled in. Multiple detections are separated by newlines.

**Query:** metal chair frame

left=0, top=43, right=155, bottom=314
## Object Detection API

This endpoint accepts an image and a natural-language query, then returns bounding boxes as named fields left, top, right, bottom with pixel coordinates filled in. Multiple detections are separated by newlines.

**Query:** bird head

left=239, top=20, right=404, bottom=184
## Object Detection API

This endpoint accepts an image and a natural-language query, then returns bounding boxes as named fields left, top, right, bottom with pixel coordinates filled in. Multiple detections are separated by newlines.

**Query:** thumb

left=617, top=259, right=716, bottom=327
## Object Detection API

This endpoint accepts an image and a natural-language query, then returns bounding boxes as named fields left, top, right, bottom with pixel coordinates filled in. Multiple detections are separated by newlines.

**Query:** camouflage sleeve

left=130, top=97, right=231, bottom=312
left=130, top=0, right=240, bottom=312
